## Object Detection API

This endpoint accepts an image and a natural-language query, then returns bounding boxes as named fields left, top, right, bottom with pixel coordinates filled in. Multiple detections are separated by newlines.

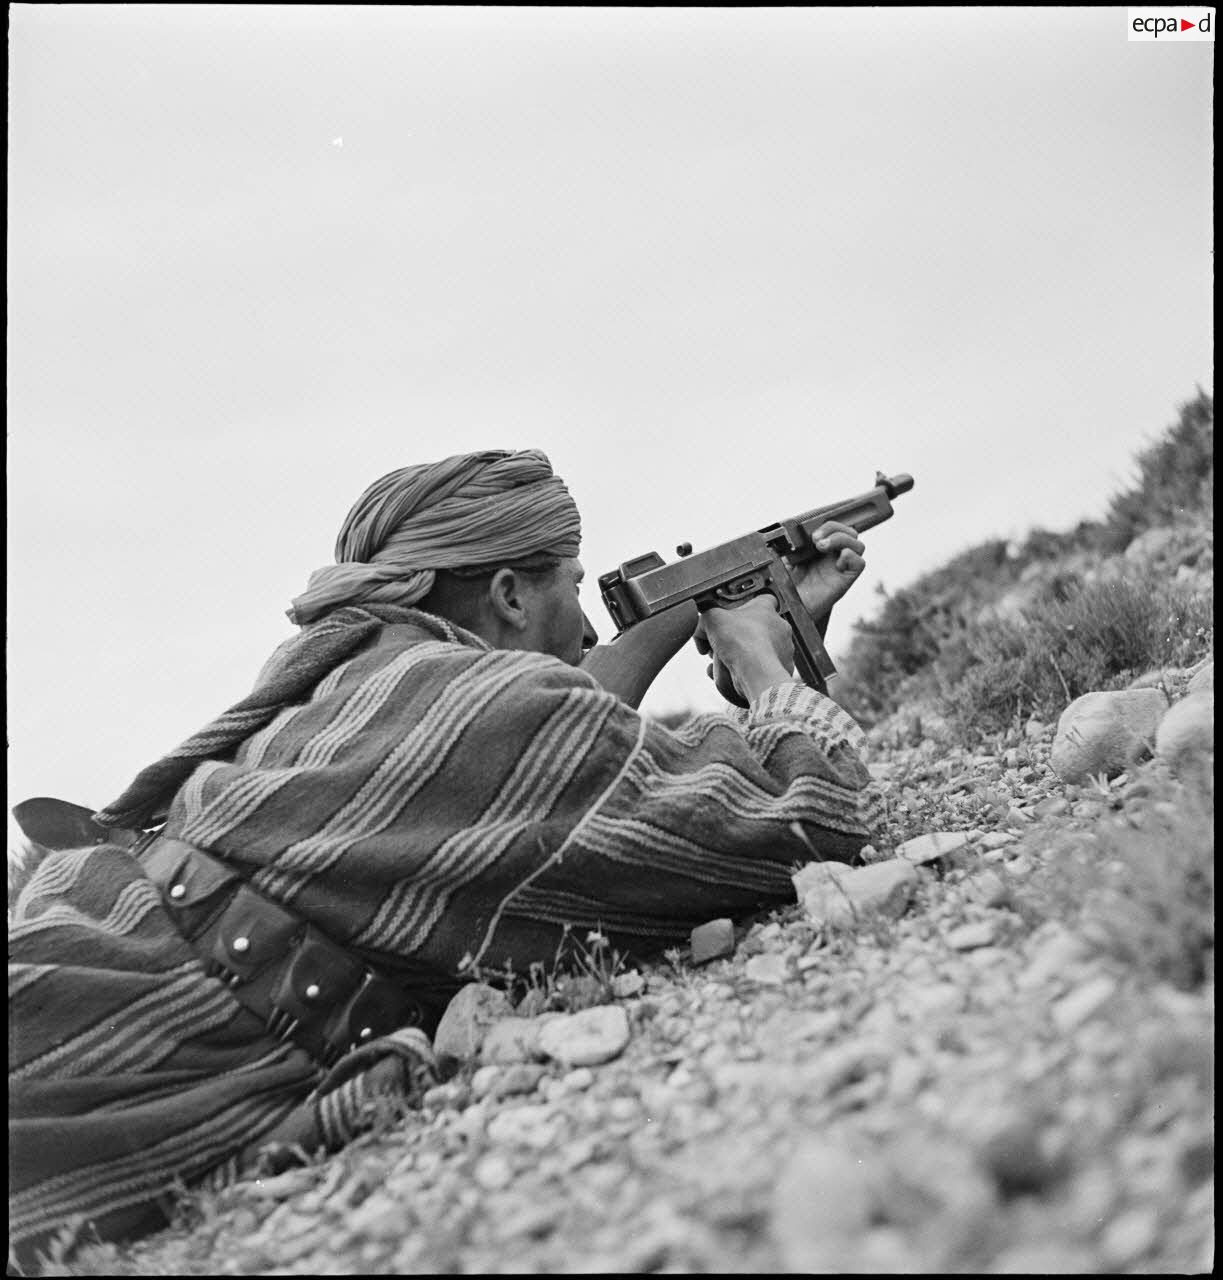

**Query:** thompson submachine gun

left=598, top=470, right=914, bottom=696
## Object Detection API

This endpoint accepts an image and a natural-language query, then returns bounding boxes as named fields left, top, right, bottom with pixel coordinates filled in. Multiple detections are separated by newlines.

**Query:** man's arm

left=579, top=603, right=699, bottom=708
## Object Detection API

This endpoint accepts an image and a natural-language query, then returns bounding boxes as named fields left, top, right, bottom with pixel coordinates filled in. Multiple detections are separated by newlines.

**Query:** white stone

left=1049, top=689, right=1168, bottom=784
left=906, top=982, right=964, bottom=1017
left=945, top=920, right=997, bottom=951
left=560, top=1067, right=595, bottom=1093
left=472, top=1151, right=515, bottom=1191
left=1186, top=660, right=1213, bottom=695
left=1052, top=975, right=1117, bottom=1033
left=690, top=918, right=735, bottom=965
left=896, top=831, right=970, bottom=864
left=470, top=1065, right=503, bottom=1100
left=480, top=1016, right=545, bottom=1065
left=1154, top=691, right=1213, bottom=776
left=610, top=969, right=645, bottom=998
left=979, top=831, right=1016, bottom=850
left=799, top=858, right=919, bottom=930
left=790, top=859, right=852, bottom=896
left=743, top=953, right=790, bottom=985
left=432, top=982, right=514, bottom=1064
left=537, top=1004, right=630, bottom=1067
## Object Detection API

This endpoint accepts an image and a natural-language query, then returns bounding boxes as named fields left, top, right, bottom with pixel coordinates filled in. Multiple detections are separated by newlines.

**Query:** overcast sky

left=8, top=5, right=1214, bottom=814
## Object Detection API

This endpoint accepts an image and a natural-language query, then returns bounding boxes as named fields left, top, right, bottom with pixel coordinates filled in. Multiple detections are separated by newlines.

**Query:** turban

left=287, top=448, right=581, bottom=626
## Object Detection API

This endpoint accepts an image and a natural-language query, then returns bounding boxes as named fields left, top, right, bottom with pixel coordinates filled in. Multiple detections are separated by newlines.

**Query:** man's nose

left=581, top=612, right=599, bottom=651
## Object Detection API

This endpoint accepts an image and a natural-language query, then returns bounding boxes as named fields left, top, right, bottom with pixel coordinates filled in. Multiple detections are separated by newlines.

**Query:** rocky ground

left=59, top=694, right=1214, bottom=1277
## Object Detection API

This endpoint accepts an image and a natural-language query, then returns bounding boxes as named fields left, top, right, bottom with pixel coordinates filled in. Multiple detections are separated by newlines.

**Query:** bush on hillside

left=841, top=390, right=1214, bottom=735
left=932, top=576, right=1213, bottom=738
left=841, top=539, right=1015, bottom=720
left=1104, top=389, right=1214, bottom=551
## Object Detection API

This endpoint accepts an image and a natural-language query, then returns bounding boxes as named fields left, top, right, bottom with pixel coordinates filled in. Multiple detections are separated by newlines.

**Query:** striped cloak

left=9, top=605, right=875, bottom=1266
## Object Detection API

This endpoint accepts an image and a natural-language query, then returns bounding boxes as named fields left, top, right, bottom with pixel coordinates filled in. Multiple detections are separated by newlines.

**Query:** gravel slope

left=60, top=729, right=1214, bottom=1276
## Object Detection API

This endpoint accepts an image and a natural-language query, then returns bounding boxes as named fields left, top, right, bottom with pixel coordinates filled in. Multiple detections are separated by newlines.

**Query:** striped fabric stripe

left=255, top=648, right=545, bottom=900
left=7, top=963, right=58, bottom=1000
left=10, top=605, right=875, bottom=1263
left=11, top=1092, right=295, bottom=1245
left=9, top=873, right=164, bottom=945
left=362, top=685, right=615, bottom=949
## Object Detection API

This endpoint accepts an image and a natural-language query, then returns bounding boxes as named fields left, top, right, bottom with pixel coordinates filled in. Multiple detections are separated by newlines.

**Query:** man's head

left=287, top=449, right=597, bottom=663
left=421, top=554, right=597, bottom=665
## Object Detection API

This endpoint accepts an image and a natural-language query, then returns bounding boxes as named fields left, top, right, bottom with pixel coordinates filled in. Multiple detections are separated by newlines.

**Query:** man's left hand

left=789, top=520, right=867, bottom=624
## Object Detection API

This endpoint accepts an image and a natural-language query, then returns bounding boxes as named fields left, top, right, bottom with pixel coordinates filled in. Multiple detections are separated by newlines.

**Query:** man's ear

left=487, top=567, right=530, bottom=633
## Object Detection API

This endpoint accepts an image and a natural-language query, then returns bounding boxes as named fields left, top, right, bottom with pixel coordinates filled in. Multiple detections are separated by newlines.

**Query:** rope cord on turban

left=286, top=449, right=581, bottom=626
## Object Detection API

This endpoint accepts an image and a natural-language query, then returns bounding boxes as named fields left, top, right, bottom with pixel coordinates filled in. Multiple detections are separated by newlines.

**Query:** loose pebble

left=946, top=920, right=997, bottom=950
left=538, top=1006, right=631, bottom=1067
left=1052, top=975, right=1117, bottom=1033
left=896, top=830, right=970, bottom=864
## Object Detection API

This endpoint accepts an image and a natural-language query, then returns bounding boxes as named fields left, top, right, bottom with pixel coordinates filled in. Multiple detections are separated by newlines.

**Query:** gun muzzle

left=878, top=472, right=914, bottom=499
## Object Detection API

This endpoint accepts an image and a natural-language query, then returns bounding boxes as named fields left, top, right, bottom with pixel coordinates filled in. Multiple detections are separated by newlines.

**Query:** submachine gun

left=599, top=470, right=914, bottom=697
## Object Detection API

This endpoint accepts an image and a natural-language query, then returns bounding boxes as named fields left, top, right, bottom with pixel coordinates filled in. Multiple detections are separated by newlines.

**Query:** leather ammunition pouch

left=141, top=835, right=428, bottom=1069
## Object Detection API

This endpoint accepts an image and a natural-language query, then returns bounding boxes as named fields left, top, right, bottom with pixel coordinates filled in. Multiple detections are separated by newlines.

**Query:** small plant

left=472, top=923, right=631, bottom=1014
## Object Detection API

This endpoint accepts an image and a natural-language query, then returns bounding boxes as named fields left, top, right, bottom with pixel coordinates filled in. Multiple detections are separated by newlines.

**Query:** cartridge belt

left=139, top=835, right=427, bottom=1070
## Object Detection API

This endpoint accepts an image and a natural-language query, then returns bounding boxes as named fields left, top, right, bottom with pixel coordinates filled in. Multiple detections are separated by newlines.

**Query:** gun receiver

left=598, top=471, right=914, bottom=696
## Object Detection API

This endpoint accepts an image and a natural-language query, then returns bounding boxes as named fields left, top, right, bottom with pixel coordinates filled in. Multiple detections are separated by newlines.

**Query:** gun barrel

left=771, top=472, right=914, bottom=561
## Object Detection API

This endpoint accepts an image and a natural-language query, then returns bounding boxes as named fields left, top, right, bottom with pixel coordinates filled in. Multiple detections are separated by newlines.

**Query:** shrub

left=842, top=390, right=1213, bottom=734
left=1105, top=389, right=1213, bottom=548
left=932, top=576, right=1213, bottom=740
left=841, top=539, right=1015, bottom=721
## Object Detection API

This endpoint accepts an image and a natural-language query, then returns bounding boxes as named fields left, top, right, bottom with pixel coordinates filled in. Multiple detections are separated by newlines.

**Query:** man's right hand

left=695, top=595, right=796, bottom=705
